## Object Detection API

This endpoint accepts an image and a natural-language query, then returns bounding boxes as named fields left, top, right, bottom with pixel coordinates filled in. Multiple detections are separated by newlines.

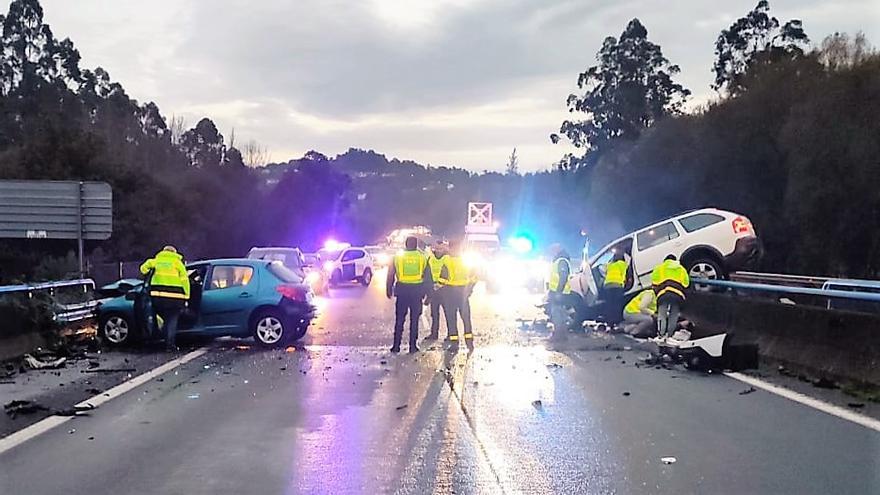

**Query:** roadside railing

left=730, top=271, right=831, bottom=289
left=695, top=277, right=880, bottom=313
left=0, top=279, right=97, bottom=324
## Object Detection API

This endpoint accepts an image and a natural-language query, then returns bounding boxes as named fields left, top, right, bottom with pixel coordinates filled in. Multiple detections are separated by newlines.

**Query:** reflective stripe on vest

left=652, top=260, right=689, bottom=300
left=395, top=251, right=427, bottom=284
left=604, top=260, right=627, bottom=287
left=548, top=258, right=572, bottom=294
left=428, top=254, right=445, bottom=282
left=624, top=289, right=657, bottom=315
left=441, top=256, right=470, bottom=287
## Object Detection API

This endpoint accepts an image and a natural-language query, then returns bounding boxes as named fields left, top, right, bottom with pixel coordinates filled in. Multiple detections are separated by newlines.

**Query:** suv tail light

left=732, top=216, right=754, bottom=235
left=276, top=284, right=308, bottom=302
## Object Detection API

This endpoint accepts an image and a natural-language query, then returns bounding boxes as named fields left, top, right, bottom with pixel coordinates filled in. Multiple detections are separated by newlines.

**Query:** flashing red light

left=732, top=216, right=753, bottom=235
left=276, top=284, right=307, bottom=302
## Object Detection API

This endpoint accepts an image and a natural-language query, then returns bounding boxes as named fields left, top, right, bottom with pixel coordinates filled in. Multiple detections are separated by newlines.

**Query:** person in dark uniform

left=439, top=240, right=476, bottom=352
left=386, top=236, right=432, bottom=353
left=425, top=240, right=448, bottom=341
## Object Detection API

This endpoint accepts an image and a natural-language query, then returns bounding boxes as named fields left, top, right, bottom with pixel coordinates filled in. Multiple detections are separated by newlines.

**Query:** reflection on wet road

left=2, top=270, right=879, bottom=494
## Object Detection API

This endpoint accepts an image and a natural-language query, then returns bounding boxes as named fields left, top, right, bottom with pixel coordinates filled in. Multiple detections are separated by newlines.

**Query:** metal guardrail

left=729, top=271, right=831, bottom=288
left=695, top=278, right=880, bottom=303
left=0, top=278, right=98, bottom=323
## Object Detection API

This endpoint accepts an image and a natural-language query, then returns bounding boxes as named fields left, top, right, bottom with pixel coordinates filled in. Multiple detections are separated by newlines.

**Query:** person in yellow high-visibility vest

left=386, top=236, right=432, bottom=353
left=140, top=246, right=190, bottom=351
left=602, top=251, right=628, bottom=325
left=651, top=254, right=690, bottom=338
left=622, top=288, right=657, bottom=337
left=547, top=243, right=573, bottom=341
left=438, top=239, right=477, bottom=351
left=425, top=240, right=448, bottom=341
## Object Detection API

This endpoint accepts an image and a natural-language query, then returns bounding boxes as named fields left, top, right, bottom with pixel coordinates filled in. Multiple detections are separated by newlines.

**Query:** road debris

left=813, top=377, right=839, bottom=390
left=738, top=387, right=757, bottom=395
left=531, top=400, right=543, bottom=409
left=396, top=404, right=408, bottom=410
left=285, top=346, right=296, bottom=353
left=187, top=394, right=200, bottom=399
left=847, top=402, right=865, bottom=409
left=4, top=400, right=48, bottom=418
left=660, top=456, right=677, bottom=465
left=622, top=392, right=631, bottom=397
left=23, top=354, right=67, bottom=370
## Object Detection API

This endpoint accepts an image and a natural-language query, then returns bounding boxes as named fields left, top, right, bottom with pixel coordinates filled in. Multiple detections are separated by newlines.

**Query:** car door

left=341, top=249, right=361, bottom=280
left=199, top=264, right=258, bottom=333
left=632, top=221, right=683, bottom=288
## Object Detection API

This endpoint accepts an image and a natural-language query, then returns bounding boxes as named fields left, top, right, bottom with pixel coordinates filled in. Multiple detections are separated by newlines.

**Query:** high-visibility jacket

left=624, top=289, right=657, bottom=315
left=140, top=250, right=190, bottom=300
left=394, top=250, right=427, bottom=285
left=604, top=260, right=627, bottom=288
left=651, top=259, right=690, bottom=300
left=439, top=255, right=472, bottom=287
left=427, top=253, right=446, bottom=283
left=548, top=258, right=572, bottom=294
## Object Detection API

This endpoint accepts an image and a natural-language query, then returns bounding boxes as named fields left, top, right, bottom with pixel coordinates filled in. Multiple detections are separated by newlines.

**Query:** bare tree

left=169, top=115, right=187, bottom=146
left=506, top=147, right=519, bottom=175
left=243, top=139, right=270, bottom=168
left=819, top=32, right=874, bottom=70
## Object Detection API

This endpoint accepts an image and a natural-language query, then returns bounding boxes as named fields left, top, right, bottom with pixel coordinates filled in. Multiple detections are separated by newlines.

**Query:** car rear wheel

left=360, top=269, right=373, bottom=286
left=687, top=257, right=725, bottom=291
left=252, top=310, right=289, bottom=348
left=99, top=314, right=133, bottom=347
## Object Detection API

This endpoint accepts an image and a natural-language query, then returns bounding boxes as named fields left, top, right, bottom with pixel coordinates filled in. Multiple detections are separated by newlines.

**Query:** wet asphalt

left=2, top=270, right=880, bottom=494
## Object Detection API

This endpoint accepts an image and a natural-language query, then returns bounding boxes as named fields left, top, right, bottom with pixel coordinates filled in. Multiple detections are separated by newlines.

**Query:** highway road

left=2, top=269, right=879, bottom=494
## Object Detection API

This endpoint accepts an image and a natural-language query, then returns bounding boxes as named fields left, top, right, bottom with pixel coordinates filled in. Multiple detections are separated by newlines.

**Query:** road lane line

left=0, top=347, right=209, bottom=455
left=725, top=371, right=880, bottom=433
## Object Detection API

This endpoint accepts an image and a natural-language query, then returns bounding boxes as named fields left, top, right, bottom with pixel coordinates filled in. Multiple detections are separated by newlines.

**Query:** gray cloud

left=37, top=0, right=880, bottom=170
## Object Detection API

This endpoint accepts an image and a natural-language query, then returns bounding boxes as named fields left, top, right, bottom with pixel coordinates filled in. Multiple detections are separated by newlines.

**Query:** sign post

left=0, top=180, right=113, bottom=274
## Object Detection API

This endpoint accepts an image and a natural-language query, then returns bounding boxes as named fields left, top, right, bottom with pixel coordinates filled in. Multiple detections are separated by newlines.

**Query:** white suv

left=589, top=208, right=762, bottom=295
left=319, top=246, right=374, bottom=287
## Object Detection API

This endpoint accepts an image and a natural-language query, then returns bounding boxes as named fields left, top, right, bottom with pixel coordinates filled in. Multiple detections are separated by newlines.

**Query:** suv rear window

left=679, top=213, right=725, bottom=233
left=636, top=222, right=680, bottom=251
left=266, top=261, right=302, bottom=283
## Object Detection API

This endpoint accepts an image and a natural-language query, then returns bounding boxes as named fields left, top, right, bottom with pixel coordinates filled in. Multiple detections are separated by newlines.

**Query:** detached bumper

left=725, top=236, right=763, bottom=272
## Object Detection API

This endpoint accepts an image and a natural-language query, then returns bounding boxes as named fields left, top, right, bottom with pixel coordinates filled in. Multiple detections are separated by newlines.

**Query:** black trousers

left=429, top=287, right=445, bottom=337
left=602, top=286, right=625, bottom=324
left=442, top=286, right=473, bottom=346
left=394, top=286, right=423, bottom=351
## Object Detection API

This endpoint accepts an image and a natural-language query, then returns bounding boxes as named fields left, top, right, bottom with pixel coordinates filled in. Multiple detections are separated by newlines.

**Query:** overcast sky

left=34, top=0, right=880, bottom=171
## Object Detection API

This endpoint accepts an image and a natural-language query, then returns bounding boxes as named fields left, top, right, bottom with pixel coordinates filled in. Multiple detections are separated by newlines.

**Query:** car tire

left=99, top=313, right=134, bottom=347
left=360, top=269, right=373, bottom=286
left=252, top=309, right=290, bottom=348
left=686, top=257, right=726, bottom=290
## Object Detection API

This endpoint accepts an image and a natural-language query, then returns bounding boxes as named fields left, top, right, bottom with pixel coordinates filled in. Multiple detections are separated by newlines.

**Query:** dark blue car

left=97, top=259, right=316, bottom=348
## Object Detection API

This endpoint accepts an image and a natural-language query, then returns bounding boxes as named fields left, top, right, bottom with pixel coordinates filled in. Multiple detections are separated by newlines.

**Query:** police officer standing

left=438, top=240, right=476, bottom=351
left=425, top=240, right=448, bottom=341
left=140, top=246, right=190, bottom=351
left=602, top=251, right=628, bottom=324
left=386, top=236, right=432, bottom=353
left=651, top=254, right=690, bottom=338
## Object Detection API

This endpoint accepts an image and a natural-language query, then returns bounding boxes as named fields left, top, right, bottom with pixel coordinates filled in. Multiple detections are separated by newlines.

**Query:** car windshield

left=266, top=261, right=302, bottom=283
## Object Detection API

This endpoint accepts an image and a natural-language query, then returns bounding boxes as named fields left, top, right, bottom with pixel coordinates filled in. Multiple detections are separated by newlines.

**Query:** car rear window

left=267, top=261, right=302, bottom=283
left=679, top=213, right=725, bottom=233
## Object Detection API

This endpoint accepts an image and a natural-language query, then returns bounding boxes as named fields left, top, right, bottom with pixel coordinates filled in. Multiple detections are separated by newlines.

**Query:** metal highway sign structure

left=0, top=180, right=113, bottom=272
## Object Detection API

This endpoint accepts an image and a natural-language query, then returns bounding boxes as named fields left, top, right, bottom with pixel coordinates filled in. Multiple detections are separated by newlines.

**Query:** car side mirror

left=125, top=292, right=138, bottom=301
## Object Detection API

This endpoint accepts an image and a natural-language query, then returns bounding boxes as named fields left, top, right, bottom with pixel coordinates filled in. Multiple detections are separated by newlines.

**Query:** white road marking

left=0, top=347, right=209, bottom=455
left=725, top=371, right=880, bottom=433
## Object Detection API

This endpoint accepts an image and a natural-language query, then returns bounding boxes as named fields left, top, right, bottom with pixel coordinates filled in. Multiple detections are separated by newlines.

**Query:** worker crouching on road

left=622, top=288, right=657, bottom=338
left=140, top=245, right=190, bottom=351
left=425, top=240, right=448, bottom=341
left=439, top=240, right=476, bottom=351
left=386, top=236, right=432, bottom=353
left=547, top=244, right=573, bottom=341
left=651, top=254, right=690, bottom=338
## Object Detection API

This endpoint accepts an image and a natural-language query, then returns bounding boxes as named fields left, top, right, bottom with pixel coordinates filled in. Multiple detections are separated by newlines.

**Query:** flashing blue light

left=508, top=236, right=534, bottom=254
